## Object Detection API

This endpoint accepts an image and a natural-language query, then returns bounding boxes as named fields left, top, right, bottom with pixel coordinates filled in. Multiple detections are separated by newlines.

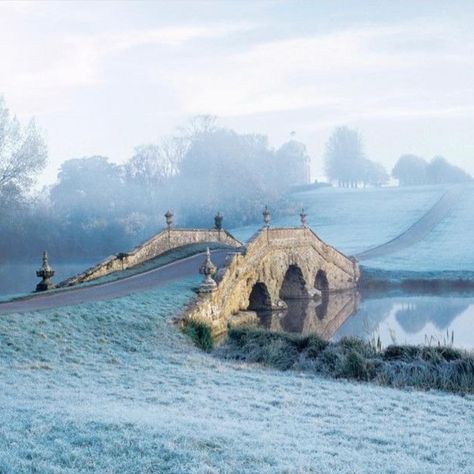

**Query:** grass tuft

left=219, top=327, right=474, bottom=394
left=183, top=320, right=214, bottom=351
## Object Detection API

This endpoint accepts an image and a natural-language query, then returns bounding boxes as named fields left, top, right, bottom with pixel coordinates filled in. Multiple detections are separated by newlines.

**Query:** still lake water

left=1, top=263, right=473, bottom=350
left=257, top=292, right=474, bottom=351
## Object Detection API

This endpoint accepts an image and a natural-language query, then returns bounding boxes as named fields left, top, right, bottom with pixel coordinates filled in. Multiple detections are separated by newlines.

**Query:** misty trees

left=0, top=113, right=315, bottom=261
left=50, top=156, right=123, bottom=217
left=125, top=143, right=181, bottom=187
left=177, top=128, right=275, bottom=225
left=362, top=159, right=389, bottom=187
left=0, top=96, right=47, bottom=200
left=324, top=126, right=388, bottom=187
left=392, top=154, right=471, bottom=186
left=392, top=154, right=428, bottom=186
left=427, top=156, right=471, bottom=184
left=176, top=125, right=311, bottom=226
left=0, top=97, right=47, bottom=261
left=274, top=139, right=310, bottom=187
left=324, top=127, right=363, bottom=187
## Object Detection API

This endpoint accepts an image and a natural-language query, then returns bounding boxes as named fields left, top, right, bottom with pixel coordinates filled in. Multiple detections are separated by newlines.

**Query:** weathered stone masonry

left=58, top=228, right=242, bottom=287
left=182, top=227, right=360, bottom=337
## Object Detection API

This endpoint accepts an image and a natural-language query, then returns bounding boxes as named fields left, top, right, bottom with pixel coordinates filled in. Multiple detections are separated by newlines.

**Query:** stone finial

left=214, top=211, right=223, bottom=230
left=300, top=208, right=308, bottom=227
left=165, top=210, right=174, bottom=229
left=198, top=248, right=217, bottom=293
left=35, top=250, right=55, bottom=292
left=262, top=205, right=271, bottom=228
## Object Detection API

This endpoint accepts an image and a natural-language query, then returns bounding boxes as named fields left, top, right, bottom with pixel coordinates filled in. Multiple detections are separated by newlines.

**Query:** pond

left=257, top=292, right=474, bottom=351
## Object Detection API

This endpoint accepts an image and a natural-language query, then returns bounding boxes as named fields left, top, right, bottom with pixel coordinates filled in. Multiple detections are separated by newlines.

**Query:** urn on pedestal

left=35, top=251, right=55, bottom=292
left=198, top=248, right=217, bottom=293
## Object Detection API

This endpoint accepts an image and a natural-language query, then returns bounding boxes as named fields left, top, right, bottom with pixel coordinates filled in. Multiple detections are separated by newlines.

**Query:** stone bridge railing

left=58, top=228, right=242, bottom=287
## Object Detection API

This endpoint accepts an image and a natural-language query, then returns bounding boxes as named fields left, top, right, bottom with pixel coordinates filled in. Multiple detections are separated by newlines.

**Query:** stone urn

left=36, top=251, right=55, bottom=292
left=198, top=248, right=217, bottom=293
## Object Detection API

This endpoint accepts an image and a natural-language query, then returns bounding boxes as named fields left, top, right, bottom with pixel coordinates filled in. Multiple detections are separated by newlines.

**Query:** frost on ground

left=0, top=279, right=473, bottom=473
left=232, top=185, right=445, bottom=255
left=363, top=185, right=474, bottom=272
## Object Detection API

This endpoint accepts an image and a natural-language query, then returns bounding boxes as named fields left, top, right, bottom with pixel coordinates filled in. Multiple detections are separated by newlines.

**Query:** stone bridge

left=182, top=226, right=360, bottom=336
left=59, top=227, right=242, bottom=287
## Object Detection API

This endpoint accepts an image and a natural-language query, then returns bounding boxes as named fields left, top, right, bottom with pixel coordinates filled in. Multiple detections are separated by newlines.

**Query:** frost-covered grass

left=219, top=327, right=474, bottom=394
left=363, top=184, right=474, bottom=271
left=233, top=184, right=474, bottom=274
left=1, top=283, right=473, bottom=473
left=232, top=185, right=444, bottom=255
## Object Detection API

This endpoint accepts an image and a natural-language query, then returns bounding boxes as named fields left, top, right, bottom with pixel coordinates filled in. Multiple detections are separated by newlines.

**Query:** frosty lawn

left=232, top=185, right=445, bottom=255
left=233, top=184, right=474, bottom=274
left=0, top=279, right=472, bottom=473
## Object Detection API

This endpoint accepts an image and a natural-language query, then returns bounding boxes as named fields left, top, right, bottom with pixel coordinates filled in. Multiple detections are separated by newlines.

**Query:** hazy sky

left=1, top=0, right=473, bottom=185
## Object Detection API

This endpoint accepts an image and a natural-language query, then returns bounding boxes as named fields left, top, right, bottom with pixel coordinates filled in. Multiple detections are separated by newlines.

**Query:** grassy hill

left=234, top=184, right=474, bottom=274
left=0, top=281, right=472, bottom=473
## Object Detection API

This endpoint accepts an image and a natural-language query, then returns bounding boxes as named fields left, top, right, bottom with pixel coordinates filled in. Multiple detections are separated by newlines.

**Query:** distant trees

left=275, top=139, right=311, bottom=187
left=392, top=154, right=428, bottom=186
left=0, top=110, right=315, bottom=261
left=50, top=156, right=123, bottom=217
left=0, top=96, right=47, bottom=201
left=0, top=97, right=48, bottom=261
left=427, top=156, right=471, bottom=184
left=176, top=126, right=309, bottom=226
left=324, top=126, right=388, bottom=187
left=392, top=154, right=471, bottom=186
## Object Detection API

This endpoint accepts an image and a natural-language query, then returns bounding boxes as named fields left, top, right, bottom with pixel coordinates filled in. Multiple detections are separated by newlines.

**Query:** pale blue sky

left=1, top=1, right=473, bottom=184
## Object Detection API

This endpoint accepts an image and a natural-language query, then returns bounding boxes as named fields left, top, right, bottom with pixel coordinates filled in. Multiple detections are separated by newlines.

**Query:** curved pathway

left=0, top=250, right=231, bottom=314
left=356, top=187, right=462, bottom=261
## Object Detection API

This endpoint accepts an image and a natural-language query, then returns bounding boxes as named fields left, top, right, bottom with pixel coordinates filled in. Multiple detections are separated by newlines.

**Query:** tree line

left=1, top=95, right=471, bottom=262
left=324, top=126, right=471, bottom=187
left=0, top=100, right=310, bottom=261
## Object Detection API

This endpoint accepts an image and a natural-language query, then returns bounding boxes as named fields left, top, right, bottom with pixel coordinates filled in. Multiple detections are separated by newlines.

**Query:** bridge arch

left=315, top=270, right=329, bottom=293
left=279, top=264, right=308, bottom=300
left=248, top=282, right=272, bottom=312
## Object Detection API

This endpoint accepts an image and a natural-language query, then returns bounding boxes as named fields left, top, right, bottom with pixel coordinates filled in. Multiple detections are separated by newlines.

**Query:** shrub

left=183, top=320, right=214, bottom=351
left=218, top=327, right=474, bottom=394
left=302, top=335, right=329, bottom=359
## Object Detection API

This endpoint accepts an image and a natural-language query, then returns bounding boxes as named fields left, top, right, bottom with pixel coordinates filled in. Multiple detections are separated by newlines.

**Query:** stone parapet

left=58, top=228, right=242, bottom=287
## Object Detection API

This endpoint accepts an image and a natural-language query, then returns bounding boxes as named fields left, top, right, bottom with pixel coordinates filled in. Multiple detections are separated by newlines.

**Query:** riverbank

left=360, top=267, right=474, bottom=293
left=215, top=326, right=474, bottom=394
left=1, top=283, right=473, bottom=472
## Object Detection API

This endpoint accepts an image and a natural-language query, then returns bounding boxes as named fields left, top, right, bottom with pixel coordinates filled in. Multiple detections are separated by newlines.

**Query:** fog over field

left=1, top=1, right=474, bottom=185
left=0, top=2, right=473, bottom=473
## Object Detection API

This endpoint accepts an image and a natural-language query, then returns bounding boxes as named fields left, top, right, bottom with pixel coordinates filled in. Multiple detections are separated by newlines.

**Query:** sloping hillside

left=234, top=184, right=473, bottom=273
left=0, top=280, right=472, bottom=473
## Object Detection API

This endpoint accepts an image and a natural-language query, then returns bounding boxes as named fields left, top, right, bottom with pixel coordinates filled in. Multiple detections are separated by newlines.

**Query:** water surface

left=258, top=292, right=474, bottom=350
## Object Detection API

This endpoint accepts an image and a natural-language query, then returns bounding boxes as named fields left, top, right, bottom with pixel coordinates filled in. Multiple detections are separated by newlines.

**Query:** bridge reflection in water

left=256, top=291, right=360, bottom=340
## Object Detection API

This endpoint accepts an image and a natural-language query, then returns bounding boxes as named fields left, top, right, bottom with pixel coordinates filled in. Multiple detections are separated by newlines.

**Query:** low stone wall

left=58, top=228, right=242, bottom=287
left=182, top=227, right=360, bottom=337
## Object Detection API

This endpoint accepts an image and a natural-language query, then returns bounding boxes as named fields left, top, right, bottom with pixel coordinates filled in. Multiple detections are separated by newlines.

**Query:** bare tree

left=0, top=96, right=47, bottom=198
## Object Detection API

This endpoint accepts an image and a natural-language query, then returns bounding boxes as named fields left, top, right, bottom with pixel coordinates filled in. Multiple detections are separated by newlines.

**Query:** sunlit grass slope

left=363, top=184, right=474, bottom=271
left=0, top=279, right=472, bottom=473
left=232, top=185, right=444, bottom=255
left=233, top=184, right=474, bottom=273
